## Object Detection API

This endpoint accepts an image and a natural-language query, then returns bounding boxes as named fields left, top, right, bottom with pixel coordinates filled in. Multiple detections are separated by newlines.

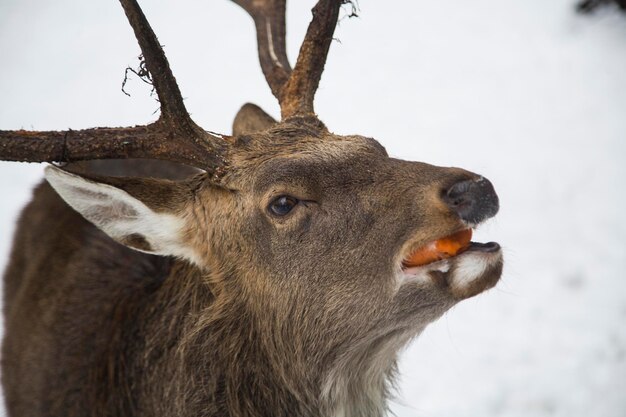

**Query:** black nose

left=443, top=177, right=499, bottom=225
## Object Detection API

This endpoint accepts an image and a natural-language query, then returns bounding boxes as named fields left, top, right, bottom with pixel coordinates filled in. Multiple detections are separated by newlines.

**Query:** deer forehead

left=228, top=134, right=391, bottom=190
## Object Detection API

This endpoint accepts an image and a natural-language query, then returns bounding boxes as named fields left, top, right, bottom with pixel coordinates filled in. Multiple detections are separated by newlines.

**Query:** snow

left=1, top=0, right=625, bottom=416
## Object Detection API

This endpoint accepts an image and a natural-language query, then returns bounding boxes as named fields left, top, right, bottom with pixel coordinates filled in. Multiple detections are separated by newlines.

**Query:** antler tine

left=0, top=124, right=229, bottom=180
left=233, top=0, right=343, bottom=120
left=231, top=0, right=292, bottom=101
left=118, top=0, right=231, bottom=175
left=119, top=0, right=190, bottom=126
left=281, top=0, right=342, bottom=119
left=0, top=1, right=231, bottom=180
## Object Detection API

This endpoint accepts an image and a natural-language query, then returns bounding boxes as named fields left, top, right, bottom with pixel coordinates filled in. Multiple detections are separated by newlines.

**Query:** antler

left=0, top=124, right=227, bottom=177
left=231, top=0, right=291, bottom=100
left=0, top=0, right=346, bottom=172
left=232, top=0, right=343, bottom=119
left=0, top=0, right=229, bottom=179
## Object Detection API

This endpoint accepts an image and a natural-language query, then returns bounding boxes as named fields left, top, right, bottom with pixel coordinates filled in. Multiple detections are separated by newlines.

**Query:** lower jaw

left=402, top=241, right=501, bottom=273
left=399, top=244, right=503, bottom=285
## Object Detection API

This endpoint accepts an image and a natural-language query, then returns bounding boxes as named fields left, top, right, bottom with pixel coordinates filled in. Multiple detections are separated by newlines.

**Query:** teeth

left=399, top=259, right=450, bottom=285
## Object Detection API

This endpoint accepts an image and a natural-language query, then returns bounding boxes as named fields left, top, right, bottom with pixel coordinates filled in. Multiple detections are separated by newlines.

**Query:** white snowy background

left=1, top=0, right=625, bottom=416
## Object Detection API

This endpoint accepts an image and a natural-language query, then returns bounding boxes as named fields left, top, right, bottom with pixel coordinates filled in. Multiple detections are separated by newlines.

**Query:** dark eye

left=268, top=195, right=299, bottom=216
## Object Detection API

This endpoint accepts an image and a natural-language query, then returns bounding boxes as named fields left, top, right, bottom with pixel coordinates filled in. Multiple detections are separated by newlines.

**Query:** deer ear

left=44, top=166, right=200, bottom=264
left=232, top=102, right=277, bottom=135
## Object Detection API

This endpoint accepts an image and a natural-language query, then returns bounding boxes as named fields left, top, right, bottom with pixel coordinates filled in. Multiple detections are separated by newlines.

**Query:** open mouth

left=401, top=228, right=500, bottom=270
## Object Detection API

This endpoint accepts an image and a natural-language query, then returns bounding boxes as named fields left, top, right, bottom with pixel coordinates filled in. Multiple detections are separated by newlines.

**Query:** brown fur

left=2, top=107, right=502, bottom=417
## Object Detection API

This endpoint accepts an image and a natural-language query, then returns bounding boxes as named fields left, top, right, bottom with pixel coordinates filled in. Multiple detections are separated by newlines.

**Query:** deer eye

left=269, top=195, right=299, bottom=216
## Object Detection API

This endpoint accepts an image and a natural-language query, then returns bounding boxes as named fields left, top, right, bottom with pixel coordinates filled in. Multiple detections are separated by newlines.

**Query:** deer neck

left=153, top=265, right=403, bottom=417
left=320, top=327, right=417, bottom=417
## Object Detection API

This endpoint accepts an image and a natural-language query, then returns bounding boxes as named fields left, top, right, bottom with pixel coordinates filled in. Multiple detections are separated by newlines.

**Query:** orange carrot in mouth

left=403, top=229, right=473, bottom=267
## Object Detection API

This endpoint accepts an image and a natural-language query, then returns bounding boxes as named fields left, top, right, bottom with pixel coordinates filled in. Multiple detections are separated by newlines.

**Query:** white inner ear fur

left=45, top=166, right=201, bottom=265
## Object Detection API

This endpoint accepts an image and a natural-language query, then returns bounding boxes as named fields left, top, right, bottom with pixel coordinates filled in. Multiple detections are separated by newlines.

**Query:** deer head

left=0, top=0, right=503, bottom=415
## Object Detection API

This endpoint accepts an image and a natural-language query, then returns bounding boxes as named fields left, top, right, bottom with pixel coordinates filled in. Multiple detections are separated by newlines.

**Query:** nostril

left=442, top=177, right=499, bottom=225
left=445, top=180, right=472, bottom=201
left=444, top=180, right=473, bottom=209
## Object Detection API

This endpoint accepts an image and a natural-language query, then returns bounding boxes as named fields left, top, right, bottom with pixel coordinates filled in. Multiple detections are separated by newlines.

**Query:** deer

left=577, top=0, right=626, bottom=13
left=0, top=1, right=503, bottom=416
